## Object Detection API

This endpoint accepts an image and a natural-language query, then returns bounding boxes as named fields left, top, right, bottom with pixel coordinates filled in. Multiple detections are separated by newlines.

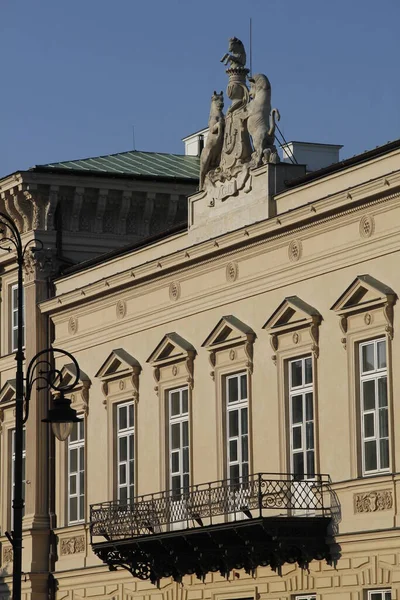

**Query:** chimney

left=282, top=141, right=343, bottom=172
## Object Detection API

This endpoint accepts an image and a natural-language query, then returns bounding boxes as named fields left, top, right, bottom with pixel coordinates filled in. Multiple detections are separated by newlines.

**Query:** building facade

left=1, top=35, right=400, bottom=600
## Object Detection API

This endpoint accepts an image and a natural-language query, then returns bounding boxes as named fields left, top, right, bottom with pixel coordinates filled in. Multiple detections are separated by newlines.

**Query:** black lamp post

left=0, top=212, right=82, bottom=600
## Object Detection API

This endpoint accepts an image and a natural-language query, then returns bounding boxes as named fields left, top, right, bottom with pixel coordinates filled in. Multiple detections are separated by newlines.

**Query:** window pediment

left=331, top=275, right=397, bottom=347
left=0, top=379, right=16, bottom=407
left=202, top=316, right=256, bottom=379
left=59, top=363, right=91, bottom=416
left=96, top=349, right=142, bottom=403
left=147, top=334, right=196, bottom=395
left=263, top=297, right=321, bottom=363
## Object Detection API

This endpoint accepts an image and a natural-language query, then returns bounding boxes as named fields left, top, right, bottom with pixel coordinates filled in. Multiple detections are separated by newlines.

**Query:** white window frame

left=67, top=420, right=85, bottom=524
left=11, top=428, right=26, bottom=528
left=288, top=356, right=315, bottom=479
left=11, top=283, right=25, bottom=353
left=367, top=590, right=391, bottom=600
left=117, top=401, right=135, bottom=502
left=168, top=386, right=190, bottom=497
left=359, top=338, right=389, bottom=476
left=295, top=595, right=316, bottom=600
left=226, top=371, right=249, bottom=483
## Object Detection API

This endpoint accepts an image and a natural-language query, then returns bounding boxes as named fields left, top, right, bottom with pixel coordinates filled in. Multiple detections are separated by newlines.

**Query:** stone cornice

left=42, top=174, right=400, bottom=314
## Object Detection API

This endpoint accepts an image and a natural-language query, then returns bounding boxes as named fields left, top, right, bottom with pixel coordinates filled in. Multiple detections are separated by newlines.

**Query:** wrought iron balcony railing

left=90, top=472, right=333, bottom=543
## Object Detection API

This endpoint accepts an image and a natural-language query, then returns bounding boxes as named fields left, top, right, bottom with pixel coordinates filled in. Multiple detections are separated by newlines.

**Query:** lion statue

left=246, top=73, right=280, bottom=167
left=220, top=37, right=246, bottom=70
left=199, top=91, right=225, bottom=189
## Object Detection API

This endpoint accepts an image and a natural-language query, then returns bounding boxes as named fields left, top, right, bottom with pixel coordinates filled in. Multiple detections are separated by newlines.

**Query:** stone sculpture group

left=199, top=37, right=280, bottom=193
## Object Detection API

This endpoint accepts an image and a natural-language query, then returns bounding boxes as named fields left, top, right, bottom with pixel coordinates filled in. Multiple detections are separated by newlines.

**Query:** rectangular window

left=226, top=372, right=249, bottom=484
left=368, top=591, right=391, bottom=600
left=294, top=596, right=316, bottom=600
left=11, top=428, right=26, bottom=527
left=168, top=386, right=189, bottom=499
left=289, top=356, right=315, bottom=479
left=360, top=338, right=389, bottom=475
left=117, top=401, right=135, bottom=502
left=11, top=284, right=25, bottom=353
left=68, top=420, right=85, bottom=524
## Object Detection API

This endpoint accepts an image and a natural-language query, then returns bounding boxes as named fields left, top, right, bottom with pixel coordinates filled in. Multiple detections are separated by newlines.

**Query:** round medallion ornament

left=364, top=312, right=373, bottom=325
left=169, top=281, right=181, bottom=301
left=68, top=316, right=78, bottom=335
left=116, top=299, right=127, bottom=319
left=119, top=380, right=126, bottom=391
left=172, top=365, right=179, bottom=376
left=226, top=262, right=239, bottom=282
left=229, top=349, right=236, bottom=361
left=293, top=332, right=300, bottom=344
left=288, top=239, right=302, bottom=262
left=359, top=215, right=375, bottom=239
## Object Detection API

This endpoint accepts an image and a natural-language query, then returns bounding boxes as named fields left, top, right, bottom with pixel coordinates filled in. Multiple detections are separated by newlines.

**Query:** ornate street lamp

left=0, top=212, right=82, bottom=600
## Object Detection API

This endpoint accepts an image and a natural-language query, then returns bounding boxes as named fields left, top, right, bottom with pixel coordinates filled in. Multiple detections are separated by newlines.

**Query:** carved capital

left=153, top=366, right=160, bottom=395
left=23, top=248, right=59, bottom=282
left=185, top=351, right=195, bottom=389
left=310, top=319, right=320, bottom=359
left=244, top=332, right=255, bottom=374
left=208, top=350, right=216, bottom=380
left=131, top=365, right=141, bottom=403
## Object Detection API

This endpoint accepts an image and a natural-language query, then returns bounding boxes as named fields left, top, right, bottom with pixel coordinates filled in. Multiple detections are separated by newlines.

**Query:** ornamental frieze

left=354, top=490, right=393, bottom=513
left=60, top=535, right=85, bottom=555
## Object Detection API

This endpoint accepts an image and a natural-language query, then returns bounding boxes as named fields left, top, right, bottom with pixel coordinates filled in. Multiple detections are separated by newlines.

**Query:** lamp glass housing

left=51, top=421, right=74, bottom=442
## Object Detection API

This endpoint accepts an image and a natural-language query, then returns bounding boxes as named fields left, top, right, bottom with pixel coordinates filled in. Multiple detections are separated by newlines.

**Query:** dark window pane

left=241, top=407, right=248, bottom=435
left=119, top=464, right=126, bottom=485
left=363, top=380, right=375, bottom=410
left=305, top=393, right=313, bottom=420
left=183, top=448, right=189, bottom=473
left=171, top=451, right=179, bottom=474
left=292, top=426, right=302, bottom=450
left=183, top=474, right=189, bottom=492
left=119, top=486, right=127, bottom=503
left=378, top=377, right=388, bottom=407
left=119, top=437, right=127, bottom=461
left=229, top=464, right=240, bottom=484
left=242, top=462, right=249, bottom=479
left=78, top=420, right=84, bottom=440
left=292, top=395, right=303, bottom=424
left=80, top=471, right=84, bottom=491
left=182, top=420, right=189, bottom=446
left=170, top=392, right=180, bottom=416
left=172, top=475, right=181, bottom=495
left=240, top=374, right=247, bottom=399
left=69, top=475, right=77, bottom=495
left=69, top=497, right=77, bottom=522
left=79, top=446, right=84, bottom=465
left=306, top=422, right=314, bottom=450
left=377, top=340, right=387, bottom=369
left=70, top=449, right=77, bottom=472
left=182, top=388, right=188, bottom=413
left=305, top=357, right=312, bottom=384
left=380, top=438, right=389, bottom=469
left=306, top=450, right=315, bottom=478
left=128, top=403, right=134, bottom=427
left=228, top=410, right=239, bottom=437
left=119, top=405, right=127, bottom=430
left=291, top=360, right=302, bottom=387
left=364, top=440, right=377, bottom=471
left=379, top=408, right=389, bottom=439
left=241, top=435, right=249, bottom=462
left=70, top=423, right=78, bottom=443
left=228, top=377, right=238, bottom=403
left=171, top=423, right=180, bottom=450
left=364, top=413, right=375, bottom=438
left=129, top=434, right=134, bottom=458
left=129, top=460, right=134, bottom=483
left=79, top=495, right=84, bottom=519
left=229, top=440, right=238, bottom=462
left=362, top=343, right=375, bottom=372
left=293, top=452, right=304, bottom=478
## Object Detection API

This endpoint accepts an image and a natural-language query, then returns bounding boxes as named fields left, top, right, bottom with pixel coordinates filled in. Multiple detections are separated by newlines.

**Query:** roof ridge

left=39, top=148, right=199, bottom=168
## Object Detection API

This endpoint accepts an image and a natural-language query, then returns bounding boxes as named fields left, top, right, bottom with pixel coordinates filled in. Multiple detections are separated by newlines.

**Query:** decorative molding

left=169, top=281, right=181, bottom=302
left=116, top=299, right=127, bottom=319
left=60, top=536, right=85, bottom=555
left=331, top=274, right=397, bottom=347
left=359, top=214, right=375, bottom=239
left=202, top=315, right=256, bottom=378
left=58, top=364, right=91, bottom=416
left=68, top=316, right=78, bottom=335
left=354, top=490, right=393, bottom=513
left=23, top=248, right=59, bottom=282
left=226, top=261, right=239, bottom=282
left=263, top=296, right=322, bottom=361
left=147, top=333, right=196, bottom=395
left=3, top=547, right=13, bottom=563
left=96, top=349, right=142, bottom=404
left=288, top=239, right=302, bottom=262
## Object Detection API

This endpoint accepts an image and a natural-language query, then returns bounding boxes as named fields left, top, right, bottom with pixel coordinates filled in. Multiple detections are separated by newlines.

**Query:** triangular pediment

left=147, top=333, right=196, bottom=365
left=202, top=316, right=255, bottom=349
left=96, top=349, right=141, bottom=380
left=60, top=363, right=91, bottom=389
left=331, top=275, right=396, bottom=314
left=0, top=379, right=17, bottom=405
left=263, top=296, right=321, bottom=333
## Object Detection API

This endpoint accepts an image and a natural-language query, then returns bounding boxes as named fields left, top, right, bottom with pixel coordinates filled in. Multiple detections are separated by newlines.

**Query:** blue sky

left=0, top=0, right=399, bottom=177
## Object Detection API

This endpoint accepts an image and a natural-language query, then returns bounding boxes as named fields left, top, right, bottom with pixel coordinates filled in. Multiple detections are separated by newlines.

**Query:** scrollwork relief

left=354, top=490, right=393, bottom=513
left=60, top=536, right=85, bottom=555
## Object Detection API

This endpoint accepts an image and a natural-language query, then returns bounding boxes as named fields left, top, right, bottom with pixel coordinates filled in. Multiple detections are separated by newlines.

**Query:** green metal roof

left=33, top=150, right=200, bottom=180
